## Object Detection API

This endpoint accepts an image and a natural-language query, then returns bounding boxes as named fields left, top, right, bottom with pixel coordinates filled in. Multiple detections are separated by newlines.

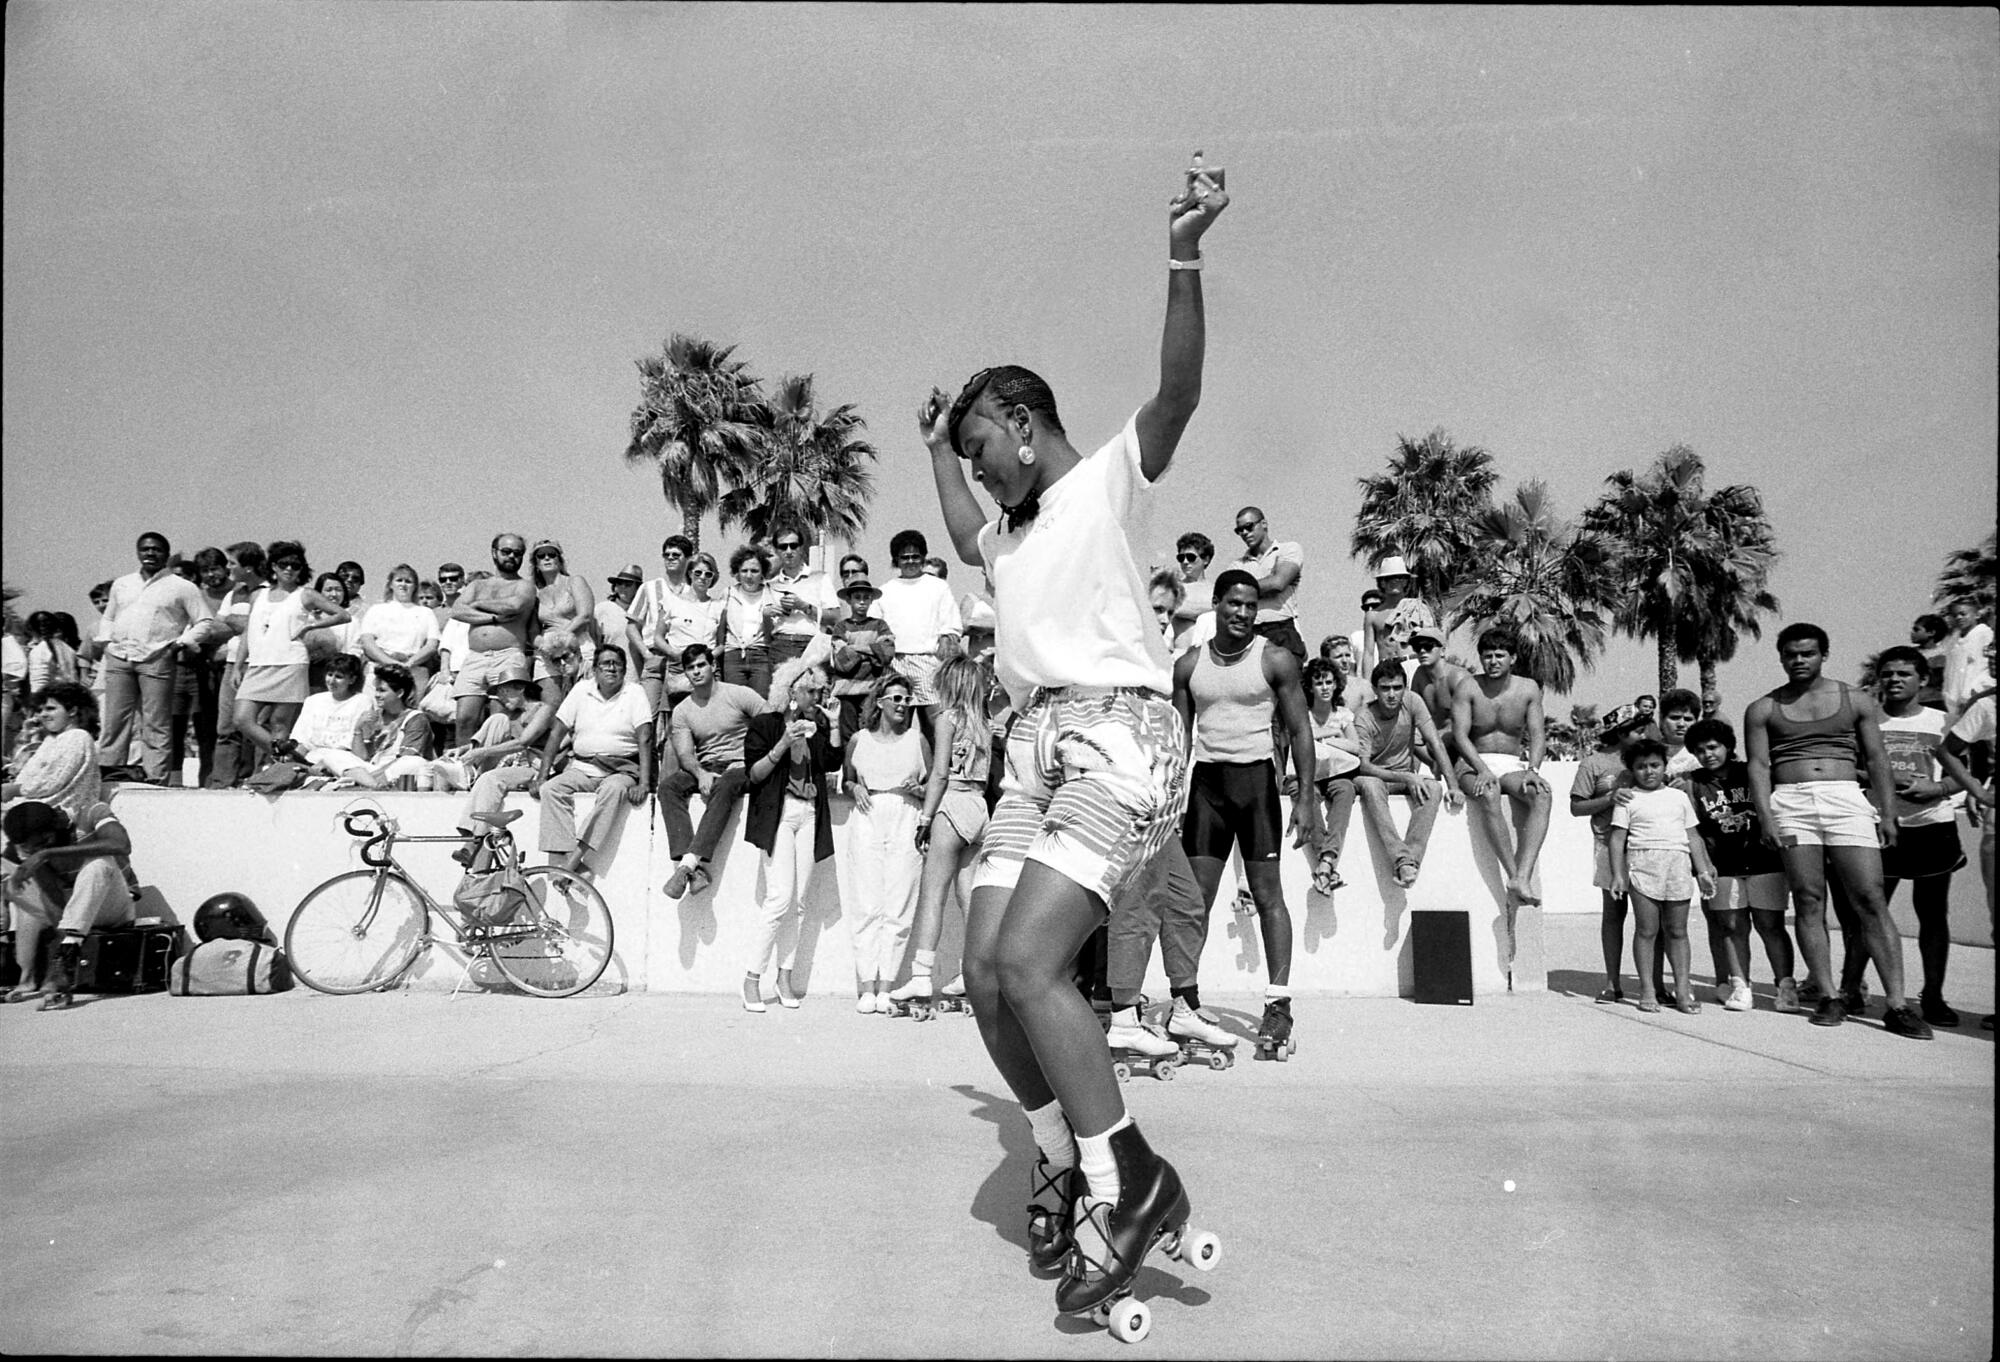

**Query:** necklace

left=1208, top=636, right=1254, bottom=662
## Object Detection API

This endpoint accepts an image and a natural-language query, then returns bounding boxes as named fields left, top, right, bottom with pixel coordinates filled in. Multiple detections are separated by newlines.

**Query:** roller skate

left=885, top=975, right=935, bottom=1021
left=934, top=974, right=972, bottom=1016
left=1106, top=1006, right=1180, bottom=1082
left=1057, top=1122, right=1221, bottom=1342
left=1253, top=996, right=1296, bottom=1061
left=1231, top=882, right=1257, bottom=917
left=1027, top=1156, right=1079, bottom=1278
left=1164, top=998, right=1238, bottom=1071
left=38, top=938, right=82, bottom=1012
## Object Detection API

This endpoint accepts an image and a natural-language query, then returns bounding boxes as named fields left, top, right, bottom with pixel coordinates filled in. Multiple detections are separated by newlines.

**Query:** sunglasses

left=1233, top=524, right=1260, bottom=537
left=663, top=551, right=685, bottom=560
left=1175, top=553, right=1201, bottom=563
left=691, top=568, right=718, bottom=579
left=775, top=542, right=803, bottom=551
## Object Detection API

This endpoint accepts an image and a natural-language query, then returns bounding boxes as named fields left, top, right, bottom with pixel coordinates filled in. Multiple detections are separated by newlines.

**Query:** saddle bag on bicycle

left=452, top=842, right=530, bottom=927
left=169, top=938, right=294, bottom=995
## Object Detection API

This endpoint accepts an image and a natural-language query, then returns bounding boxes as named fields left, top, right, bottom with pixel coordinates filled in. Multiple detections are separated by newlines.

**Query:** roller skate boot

left=1057, top=1122, right=1221, bottom=1337
left=1026, top=1156, right=1079, bottom=1278
left=1253, top=996, right=1296, bottom=1061
left=885, top=974, right=935, bottom=1021
left=1165, top=998, right=1238, bottom=1070
left=1106, top=1007, right=1180, bottom=1082
left=934, top=974, right=972, bottom=1016
left=38, top=938, right=82, bottom=1012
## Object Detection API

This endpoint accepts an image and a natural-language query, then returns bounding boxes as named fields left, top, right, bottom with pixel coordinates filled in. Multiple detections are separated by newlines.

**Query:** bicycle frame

left=344, top=811, right=538, bottom=961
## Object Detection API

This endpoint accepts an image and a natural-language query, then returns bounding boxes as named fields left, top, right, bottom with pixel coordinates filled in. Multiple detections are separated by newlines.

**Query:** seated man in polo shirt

left=3, top=798, right=140, bottom=1010
left=528, top=645, right=654, bottom=876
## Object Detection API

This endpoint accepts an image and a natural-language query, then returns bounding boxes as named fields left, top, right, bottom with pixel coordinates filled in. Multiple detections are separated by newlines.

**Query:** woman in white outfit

left=236, top=542, right=349, bottom=771
left=843, top=671, right=930, bottom=1012
left=739, top=658, right=844, bottom=1012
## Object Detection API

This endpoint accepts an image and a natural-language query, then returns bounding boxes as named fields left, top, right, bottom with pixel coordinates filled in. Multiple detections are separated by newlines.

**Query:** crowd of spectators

left=1, top=522, right=1992, bottom=1030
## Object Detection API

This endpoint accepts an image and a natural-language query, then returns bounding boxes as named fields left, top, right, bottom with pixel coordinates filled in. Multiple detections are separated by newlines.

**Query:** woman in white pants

left=739, top=658, right=845, bottom=1012
left=843, top=672, right=930, bottom=1012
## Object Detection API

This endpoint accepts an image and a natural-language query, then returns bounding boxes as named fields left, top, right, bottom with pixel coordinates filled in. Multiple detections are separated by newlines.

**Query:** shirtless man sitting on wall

left=450, top=532, right=539, bottom=745
left=1409, top=627, right=1470, bottom=736
left=1449, top=627, right=1552, bottom=905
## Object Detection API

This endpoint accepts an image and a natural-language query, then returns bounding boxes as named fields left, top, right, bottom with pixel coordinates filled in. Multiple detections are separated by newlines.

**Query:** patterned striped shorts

left=971, top=687, right=1191, bottom=903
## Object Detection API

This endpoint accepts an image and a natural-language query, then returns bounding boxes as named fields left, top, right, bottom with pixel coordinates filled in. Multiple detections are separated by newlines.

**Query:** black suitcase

left=77, top=923, right=185, bottom=993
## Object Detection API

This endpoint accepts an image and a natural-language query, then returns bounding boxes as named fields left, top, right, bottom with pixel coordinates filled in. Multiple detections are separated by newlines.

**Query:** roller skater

left=1105, top=995, right=1180, bottom=1082
left=916, top=159, right=1227, bottom=1317
left=1058, top=1122, right=1220, bottom=1342
left=1164, top=996, right=1238, bottom=1069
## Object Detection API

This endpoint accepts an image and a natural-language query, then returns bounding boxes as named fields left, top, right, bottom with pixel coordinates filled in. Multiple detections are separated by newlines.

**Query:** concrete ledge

left=103, top=764, right=1630, bottom=997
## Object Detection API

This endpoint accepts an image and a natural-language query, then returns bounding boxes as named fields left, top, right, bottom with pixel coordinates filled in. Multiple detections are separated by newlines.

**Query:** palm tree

left=1446, top=480, right=1617, bottom=696
left=1934, top=531, right=1997, bottom=615
left=718, top=373, right=878, bottom=552
left=1350, top=429, right=1499, bottom=623
left=622, top=334, right=767, bottom=551
left=1583, top=446, right=1779, bottom=697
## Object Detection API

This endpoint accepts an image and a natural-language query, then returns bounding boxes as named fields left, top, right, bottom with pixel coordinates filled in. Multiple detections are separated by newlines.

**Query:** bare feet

left=1637, top=993, right=1662, bottom=1013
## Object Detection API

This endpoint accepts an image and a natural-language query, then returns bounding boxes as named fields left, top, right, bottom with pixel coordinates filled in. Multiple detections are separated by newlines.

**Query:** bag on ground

left=169, top=938, right=294, bottom=995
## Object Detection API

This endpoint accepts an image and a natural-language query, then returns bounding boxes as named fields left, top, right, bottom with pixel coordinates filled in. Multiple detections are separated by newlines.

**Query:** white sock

left=1075, top=1114, right=1131, bottom=1204
left=1025, top=1100, right=1076, bottom=1171
left=1265, top=984, right=1291, bottom=1001
left=680, top=853, right=700, bottom=869
left=914, top=948, right=937, bottom=975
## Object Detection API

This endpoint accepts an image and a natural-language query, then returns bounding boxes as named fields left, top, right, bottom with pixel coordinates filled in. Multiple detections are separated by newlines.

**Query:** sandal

left=1310, top=857, right=1343, bottom=897
left=1675, top=995, right=1701, bottom=1015
left=1594, top=986, right=1624, bottom=1005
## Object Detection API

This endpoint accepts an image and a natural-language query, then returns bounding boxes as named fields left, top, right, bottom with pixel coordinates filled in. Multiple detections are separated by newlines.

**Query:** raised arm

left=920, top=391, right=990, bottom=567
left=1135, top=169, right=1229, bottom=481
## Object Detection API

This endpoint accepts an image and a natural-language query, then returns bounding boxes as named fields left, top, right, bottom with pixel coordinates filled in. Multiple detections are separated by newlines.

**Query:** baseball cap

left=1409, top=627, right=1444, bottom=647
left=1599, top=703, right=1644, bottom=735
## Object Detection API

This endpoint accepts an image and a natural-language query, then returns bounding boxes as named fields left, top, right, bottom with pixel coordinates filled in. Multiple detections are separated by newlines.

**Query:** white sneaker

left=856, top=993, right=880, bottom=1014
left=1106, top=1009, right=1179, bottom=1058
left=1167, top=999, right=1238, bottom=1048
left=1724, top=981, right=1753, bottom=1012
left=888, top=975, right=933, bottom=1003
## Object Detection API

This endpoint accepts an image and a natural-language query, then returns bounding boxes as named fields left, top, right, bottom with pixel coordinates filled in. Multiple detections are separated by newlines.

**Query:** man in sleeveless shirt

left=1173, top=569, right=1319, bottom=1054
left=449, top=533, right=538, bottom=745
left=1744, top=622, right=1930, bottom=1037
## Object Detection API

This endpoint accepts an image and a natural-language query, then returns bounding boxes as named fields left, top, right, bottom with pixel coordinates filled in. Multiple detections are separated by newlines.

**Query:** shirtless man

left=1744, top=622, right=1929, bottom=1037
left=449, top=532, right=538, bottom=745
left=1450, top=628, right=1552, bottom=905
left=1409, top=628, right=1470, bottom=738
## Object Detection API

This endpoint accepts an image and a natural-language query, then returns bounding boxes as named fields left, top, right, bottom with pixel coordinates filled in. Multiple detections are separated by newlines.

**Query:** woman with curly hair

left=530, top=539, right=598, bottom=704
left=719, top=543, right=780, bottom=699
left=1, top=683, right=102, bottom=821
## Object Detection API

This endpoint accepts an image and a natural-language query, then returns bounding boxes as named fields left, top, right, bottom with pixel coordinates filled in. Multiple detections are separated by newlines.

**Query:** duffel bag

left=169, top=939, right=294, bottom=996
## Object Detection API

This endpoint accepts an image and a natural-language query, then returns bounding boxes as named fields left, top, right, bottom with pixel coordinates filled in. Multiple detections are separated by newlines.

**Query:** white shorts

left=1706, top=872, right=1789, bottom=914
left=1768, top=781, right=1880, bottom=849
left=895, top=654, right=943, bottom=706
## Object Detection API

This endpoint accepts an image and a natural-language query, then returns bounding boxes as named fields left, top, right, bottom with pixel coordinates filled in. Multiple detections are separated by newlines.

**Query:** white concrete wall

left=105, top=763, right=1630, bottom=997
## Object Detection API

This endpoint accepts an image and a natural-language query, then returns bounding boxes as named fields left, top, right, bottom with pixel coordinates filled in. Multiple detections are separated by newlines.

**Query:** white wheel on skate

left=1106, top=1295, right=1150, bottom=1343
left=1112, top=1061, right=1132, bottom=1083
left=1155, top=1059, right=1177, bottom=1082
left=1178, top=1229, right=1222, bottom=1271
left=1208, top=1051, right=1231, bottom=1070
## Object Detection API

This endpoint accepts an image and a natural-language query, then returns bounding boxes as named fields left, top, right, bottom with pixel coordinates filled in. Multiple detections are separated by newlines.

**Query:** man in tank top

left=1172, top=569, right=1318, bottom=1053
left=1744, top=621, right=1929, bottom=1038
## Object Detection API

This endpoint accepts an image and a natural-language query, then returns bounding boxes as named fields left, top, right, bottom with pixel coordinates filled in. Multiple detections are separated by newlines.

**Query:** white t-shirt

left=1943, top=622, right=1993, bottom=716
left=294, top=691, right=376, bottom=753
left=769, top=568, right=836, bottom=639
left=1612, top=785, right=1701, bottom=852
left=359, top=601, right=440, bottom=660
left=1951, top=694, right=1995, bottom=747
left=977, top=412, right=1173, bottom=706
left=1666, top=746, right=1702, bottom=778
left=1235, top=539, right=1304, bottom=624
left=1880, top=707, right=1957, bottom=826
left=436, top=618, right=471, bottom=679
left=876, top=574, right=962, bottom=655
left=555, top=680, right=653, bottom=761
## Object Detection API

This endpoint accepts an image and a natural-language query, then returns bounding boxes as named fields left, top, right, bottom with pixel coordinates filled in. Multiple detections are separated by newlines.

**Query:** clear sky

left=5, top=4, right=1995, bottom=714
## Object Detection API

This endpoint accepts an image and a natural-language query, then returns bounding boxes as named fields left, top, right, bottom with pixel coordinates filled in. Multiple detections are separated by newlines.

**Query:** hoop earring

left=1017, top=444, right=1036, bottom=466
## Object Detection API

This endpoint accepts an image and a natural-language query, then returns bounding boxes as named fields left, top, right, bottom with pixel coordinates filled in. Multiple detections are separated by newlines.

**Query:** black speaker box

left=1411, top=910, right=1473, bottom=1005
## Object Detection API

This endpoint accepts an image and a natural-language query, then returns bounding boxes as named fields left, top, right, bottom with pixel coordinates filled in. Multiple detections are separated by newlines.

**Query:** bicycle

left=284, top=803, right=616, bottom=998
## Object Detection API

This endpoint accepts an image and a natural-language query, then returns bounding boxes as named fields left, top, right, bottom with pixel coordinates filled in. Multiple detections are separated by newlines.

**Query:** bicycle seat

left=469, top=810, right=525, bottom=827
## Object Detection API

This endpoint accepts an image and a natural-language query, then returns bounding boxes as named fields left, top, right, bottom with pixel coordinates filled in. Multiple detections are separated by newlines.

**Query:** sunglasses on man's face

left=1176, top=553, right=1201, bottom=563
left=776, top=542, right=803, bottom=552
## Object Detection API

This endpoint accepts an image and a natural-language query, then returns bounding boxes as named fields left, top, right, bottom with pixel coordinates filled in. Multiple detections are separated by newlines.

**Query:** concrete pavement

left=2, top=918, right=1991, bottom=1358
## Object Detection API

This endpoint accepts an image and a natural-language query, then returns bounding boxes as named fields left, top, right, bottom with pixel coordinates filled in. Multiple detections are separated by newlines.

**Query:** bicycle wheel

left=489, top=866, right=615, bottom=997
left=286, top=870, right=428, bottom=994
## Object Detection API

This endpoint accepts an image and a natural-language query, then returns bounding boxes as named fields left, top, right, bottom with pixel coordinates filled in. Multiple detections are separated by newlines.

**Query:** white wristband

left=1168, top=256, right=1203, bottom=271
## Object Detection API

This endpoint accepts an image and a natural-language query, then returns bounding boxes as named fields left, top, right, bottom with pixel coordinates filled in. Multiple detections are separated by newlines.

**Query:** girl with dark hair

left=24, top=613, right=80, bottom=692
left=915, top=163, right=1228, bottom=1326
left=2, top=683, right=102, bottom=820
left=720, top=543, right=779, bottom=698
left=235, top=543, right=349, bottom=771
